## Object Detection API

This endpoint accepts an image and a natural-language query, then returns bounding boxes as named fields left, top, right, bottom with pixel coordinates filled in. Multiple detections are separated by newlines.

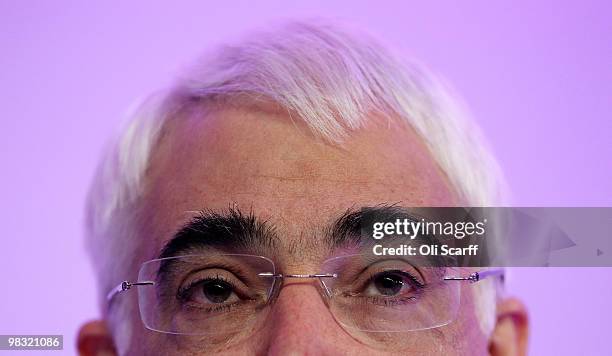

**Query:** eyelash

left=200, top=302, right=238, bottom=314
left=174, top=269, right=426, bottom=312
left=357, top=270, right=426, bottom=306
left=177, top=274, right=237, bottom=305
left=363, top=295, right=419, bottom=307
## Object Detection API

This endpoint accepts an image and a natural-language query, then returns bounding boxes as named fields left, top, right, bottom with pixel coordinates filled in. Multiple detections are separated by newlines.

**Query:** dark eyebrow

left=329, top=205, right=474, bottom=267
left=159, top=206, right=277, bottom=259
left=327, top=204, right=418, bottom=248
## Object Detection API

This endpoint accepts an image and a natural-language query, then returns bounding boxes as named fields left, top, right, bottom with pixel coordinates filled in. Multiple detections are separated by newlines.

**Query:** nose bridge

left=264, top=273, right=335, bottom=299
left=263, top=278, right=346, bottom=354
left=270, top=275, right=332, bottom=322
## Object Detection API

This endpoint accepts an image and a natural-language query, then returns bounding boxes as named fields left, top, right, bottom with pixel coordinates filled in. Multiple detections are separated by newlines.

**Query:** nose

left=261, top=280, right=358, bottom=356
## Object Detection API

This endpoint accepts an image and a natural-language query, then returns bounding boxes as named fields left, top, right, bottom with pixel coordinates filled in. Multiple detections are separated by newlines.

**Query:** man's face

left=118, top=106, right=491, bottom=355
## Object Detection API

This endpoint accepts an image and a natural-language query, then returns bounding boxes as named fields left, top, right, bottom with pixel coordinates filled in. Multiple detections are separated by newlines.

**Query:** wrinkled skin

left=78, top=106, right=528, bottom=355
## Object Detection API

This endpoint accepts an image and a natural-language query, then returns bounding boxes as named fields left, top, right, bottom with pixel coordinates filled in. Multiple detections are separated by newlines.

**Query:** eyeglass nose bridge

left=258, top=272, right=338, bottom=298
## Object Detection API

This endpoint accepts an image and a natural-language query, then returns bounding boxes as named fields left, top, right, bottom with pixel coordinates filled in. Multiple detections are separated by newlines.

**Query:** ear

left=77, top=320, right=117, bottom=356
left=489, top=297, right=529, bottom=356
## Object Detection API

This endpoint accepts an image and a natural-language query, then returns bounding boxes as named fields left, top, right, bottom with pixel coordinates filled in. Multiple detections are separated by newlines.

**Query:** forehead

left=139, top=105, right=457, bottom=254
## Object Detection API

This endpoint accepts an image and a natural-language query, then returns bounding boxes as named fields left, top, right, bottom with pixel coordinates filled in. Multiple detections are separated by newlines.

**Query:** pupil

left=202, top=280, right=232, bottom=303
left=374, top=273, right=404, bottom=296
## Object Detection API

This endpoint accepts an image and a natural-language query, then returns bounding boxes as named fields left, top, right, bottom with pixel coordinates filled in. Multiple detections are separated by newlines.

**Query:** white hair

left=85, top=21, right=505, bottom=334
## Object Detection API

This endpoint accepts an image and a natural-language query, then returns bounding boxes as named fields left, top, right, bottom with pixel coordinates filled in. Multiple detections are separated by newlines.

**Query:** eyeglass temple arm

left=444, top=268, right=505, bottom=283
left=106, top=281, right=155, bottom=302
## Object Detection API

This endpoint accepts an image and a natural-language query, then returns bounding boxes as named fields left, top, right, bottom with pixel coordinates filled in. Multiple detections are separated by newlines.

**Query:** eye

left=364, top=271, right=421, bottom=297
left=200, top=279, right=235, bottom=303
left=179, top=277, right=240, bottom=305
left=373, top=273, right=404, bottom=296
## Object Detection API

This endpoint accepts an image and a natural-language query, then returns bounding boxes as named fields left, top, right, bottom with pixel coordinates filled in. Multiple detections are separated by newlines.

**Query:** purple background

left=1, top=1, right=610, bottom=355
